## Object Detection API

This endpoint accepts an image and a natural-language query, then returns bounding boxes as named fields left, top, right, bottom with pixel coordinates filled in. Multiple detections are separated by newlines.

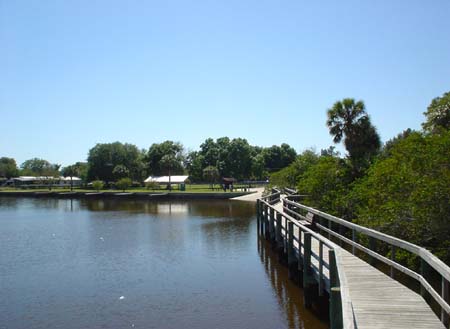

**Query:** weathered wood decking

left=258, top=191, right=449, bottom=329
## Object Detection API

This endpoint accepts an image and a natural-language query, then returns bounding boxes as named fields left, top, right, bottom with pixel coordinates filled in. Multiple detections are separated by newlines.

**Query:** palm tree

left=160, top=154, right=178, bottom=191
left=327, top=98, right=380, bottom=175
left=326, top=98, right=367, bottom=144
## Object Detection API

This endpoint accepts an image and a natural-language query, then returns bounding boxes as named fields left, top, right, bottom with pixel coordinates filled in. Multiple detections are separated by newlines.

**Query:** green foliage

left=145, top=141, right=184, bottom=176
left=0, top=157, right=19, bottom=178
left=145, top=181, right=160, bottom=190
left=61, top=162, right=88, bottom=181
left=422, top=91, right=450, bottom=133
left=112, top=164, right=130, bottom=180
left=116, top=177, right=132, bottom=192
left=298, top=156, right=352, bottom=216
left=202, top=165, right=219, bottom=188
left=270, top=150, right=319, bottom=188
left=20, top=158, right=60, bottom=177
left=91, top=180, right=104, bottom=191
left=351, top=131, right=450, bottom=262
left=87, top=142, right=143, bottom=182
left=261, top=143, right=297, bottom=172
left=188, top=137, right=296, bottom=181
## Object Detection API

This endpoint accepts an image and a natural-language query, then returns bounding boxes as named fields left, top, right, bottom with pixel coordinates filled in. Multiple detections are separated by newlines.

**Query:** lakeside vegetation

left=1, top=91, right=449, bottom=263
left=271, top=91, right=450, bottom=264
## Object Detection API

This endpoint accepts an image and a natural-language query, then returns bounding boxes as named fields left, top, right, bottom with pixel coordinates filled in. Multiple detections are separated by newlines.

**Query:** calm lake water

left=0, top=197, right=327, bottom=329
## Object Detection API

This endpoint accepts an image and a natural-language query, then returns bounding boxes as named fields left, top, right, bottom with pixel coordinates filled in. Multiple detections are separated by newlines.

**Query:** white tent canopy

left=144, top=175, right=189, bottom=184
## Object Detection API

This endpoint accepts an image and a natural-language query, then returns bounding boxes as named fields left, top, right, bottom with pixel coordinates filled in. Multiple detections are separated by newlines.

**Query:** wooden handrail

left=258, top=197, right=356, bottom=328
left=284, top=195, right=450, bottom=325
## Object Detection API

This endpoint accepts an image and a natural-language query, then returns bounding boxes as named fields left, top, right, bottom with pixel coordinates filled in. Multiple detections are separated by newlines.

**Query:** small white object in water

left=119, top=296, right=125, bottom=300
left=99, top=237, right=104, bottom=241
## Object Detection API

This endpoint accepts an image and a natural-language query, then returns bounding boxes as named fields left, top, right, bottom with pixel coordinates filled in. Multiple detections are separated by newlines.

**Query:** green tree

left=250, top=153, right=267, bottom=180
left=145, top=141, right=184, bottom=176
left=185, top=151, right=204, bottom=182
left=112, top=164, right=130, bottom=180
left=351, top=131, right=450, bottom=263
left=87, top=142, right=143, bottom=183
left=92, top=180, right=104, bottom=192
left=262, top=144, right=297, bottom=172
left=0, top=157, right=19, bottom=178
left=61, top=164, right=82, bottom=191
left=422, top=91, right=450, bottom=133
left=116, top=177, right=132, bottom=192
left=297, top=156, right=351, bottom=215
left=326, top=98, right=380, bottom=175
left=159, top=154, right=180, bottom=191
left=203, top=165, right=219, bottom=189
left=20, top=158, right=60, bottom=177
left=270, top=150, right=319, bottom=188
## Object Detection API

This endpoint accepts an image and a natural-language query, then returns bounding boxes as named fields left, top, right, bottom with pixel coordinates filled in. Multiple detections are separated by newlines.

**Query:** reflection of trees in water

left=188, top=200, right=255, bottom=219
left=257, top=237, right=327, bottom=329
left=80, top=199, right=256, bottom=218
left=194, top=201, right=256, bottom=254
left=0, top=197, right=81, bottom=212
left=0, top=197, right=20, bottom=208
left=81, top=199, right=160, bottom=213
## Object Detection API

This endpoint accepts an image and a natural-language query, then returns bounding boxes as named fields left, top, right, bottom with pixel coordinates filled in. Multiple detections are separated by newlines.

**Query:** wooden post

left=338, top=225, right=344, bottom=247
left=260, top=202, right=265, bottom=233
left=390, top=245, right=396, bottom=278
left=328, top=219, right=332, bottom=240
left=256, top=200, right=260, bottom=234
left=264, top=204, right=270, bottom=240
left=329, top=249, right=343, bottom=329
left=441, top=277, right=449, bottom=326
left=351, top=229, right=356, bottom=255
left=269, top=207, right=275, bottom=242
left=276, top=213, right=283, bottom=250
left=303, top=232, right=314, bottom=308
left=298, top=228, right=303, bottom=272
left=319, top=241, right=324, bottom=296
left=368, top=237, right=376, bottom=266
left=287, top=221, right=297, bottom=280
left=420, top=258, right=428, bottom=298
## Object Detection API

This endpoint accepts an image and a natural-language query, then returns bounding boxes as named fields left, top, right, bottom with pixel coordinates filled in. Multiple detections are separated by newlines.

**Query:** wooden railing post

left=303, top=232, right=315, bottom=308
left=442, top=277, right=449, bottom=326
left=328, top=219, right=332, bottom=240
left=269, top=207, right=275, bottom=242
left=287, top=221, right=297, bottom=279
left=256, top=200, right=260, bottom=234
left=319, top=241, right=324, bottom=296
left=390, top=245, right=396, bottom=278
left=276, top=213, right=283, bottom=249
left=351, top=229, right=356, bottom=255
left=260, top=202, right=265, bottom=233
left=329, top=249, right=343, bottom=329
left=421, top=258, right=429, bottom=298
left=368, top=237, right=376, bottom=266
left=264, top=203, right=270, bottom=240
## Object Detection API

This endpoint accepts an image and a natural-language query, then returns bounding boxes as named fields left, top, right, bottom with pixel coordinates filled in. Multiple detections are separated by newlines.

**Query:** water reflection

left=257, top=236, right=328, bottom=329
left=0, top=197, right=326, bottom=329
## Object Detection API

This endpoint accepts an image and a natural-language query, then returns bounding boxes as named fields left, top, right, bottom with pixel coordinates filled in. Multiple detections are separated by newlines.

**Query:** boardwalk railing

left=283, top=194, right=450, bottom=328
left=257, top=190, right=356, bottom=329
left=260, top=187, right=281, bottom=205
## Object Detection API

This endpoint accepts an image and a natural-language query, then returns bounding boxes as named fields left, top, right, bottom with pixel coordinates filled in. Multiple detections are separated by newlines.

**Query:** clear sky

left=1, top=0, right=449, bottom=167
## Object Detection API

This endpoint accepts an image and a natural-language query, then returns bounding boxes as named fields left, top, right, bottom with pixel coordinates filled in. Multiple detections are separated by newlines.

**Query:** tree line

left=0, top=139, right=298, bottom=184
left=271, top=91, right=450, bottom=264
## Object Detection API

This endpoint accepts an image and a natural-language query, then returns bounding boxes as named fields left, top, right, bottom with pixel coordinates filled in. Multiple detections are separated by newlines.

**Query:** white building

left=144, top=175, right=189, bottom=184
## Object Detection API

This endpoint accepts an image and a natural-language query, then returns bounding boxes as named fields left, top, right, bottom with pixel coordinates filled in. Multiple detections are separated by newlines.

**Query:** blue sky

left=1, top=0, right=449, bottom=167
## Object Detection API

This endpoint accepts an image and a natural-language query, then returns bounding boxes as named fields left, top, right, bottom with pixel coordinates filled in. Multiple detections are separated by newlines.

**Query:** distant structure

left=144, top=175, right=189, bottom=190
left=6, top=176, right=82, bottom=187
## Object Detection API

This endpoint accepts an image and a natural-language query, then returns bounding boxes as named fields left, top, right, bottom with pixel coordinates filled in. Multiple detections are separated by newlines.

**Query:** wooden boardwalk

left=258, top=191, right=449, bottom=329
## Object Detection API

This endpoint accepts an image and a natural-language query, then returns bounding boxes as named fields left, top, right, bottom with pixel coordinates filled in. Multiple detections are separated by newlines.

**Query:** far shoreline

left=0, top=190, right=255, bottom=200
